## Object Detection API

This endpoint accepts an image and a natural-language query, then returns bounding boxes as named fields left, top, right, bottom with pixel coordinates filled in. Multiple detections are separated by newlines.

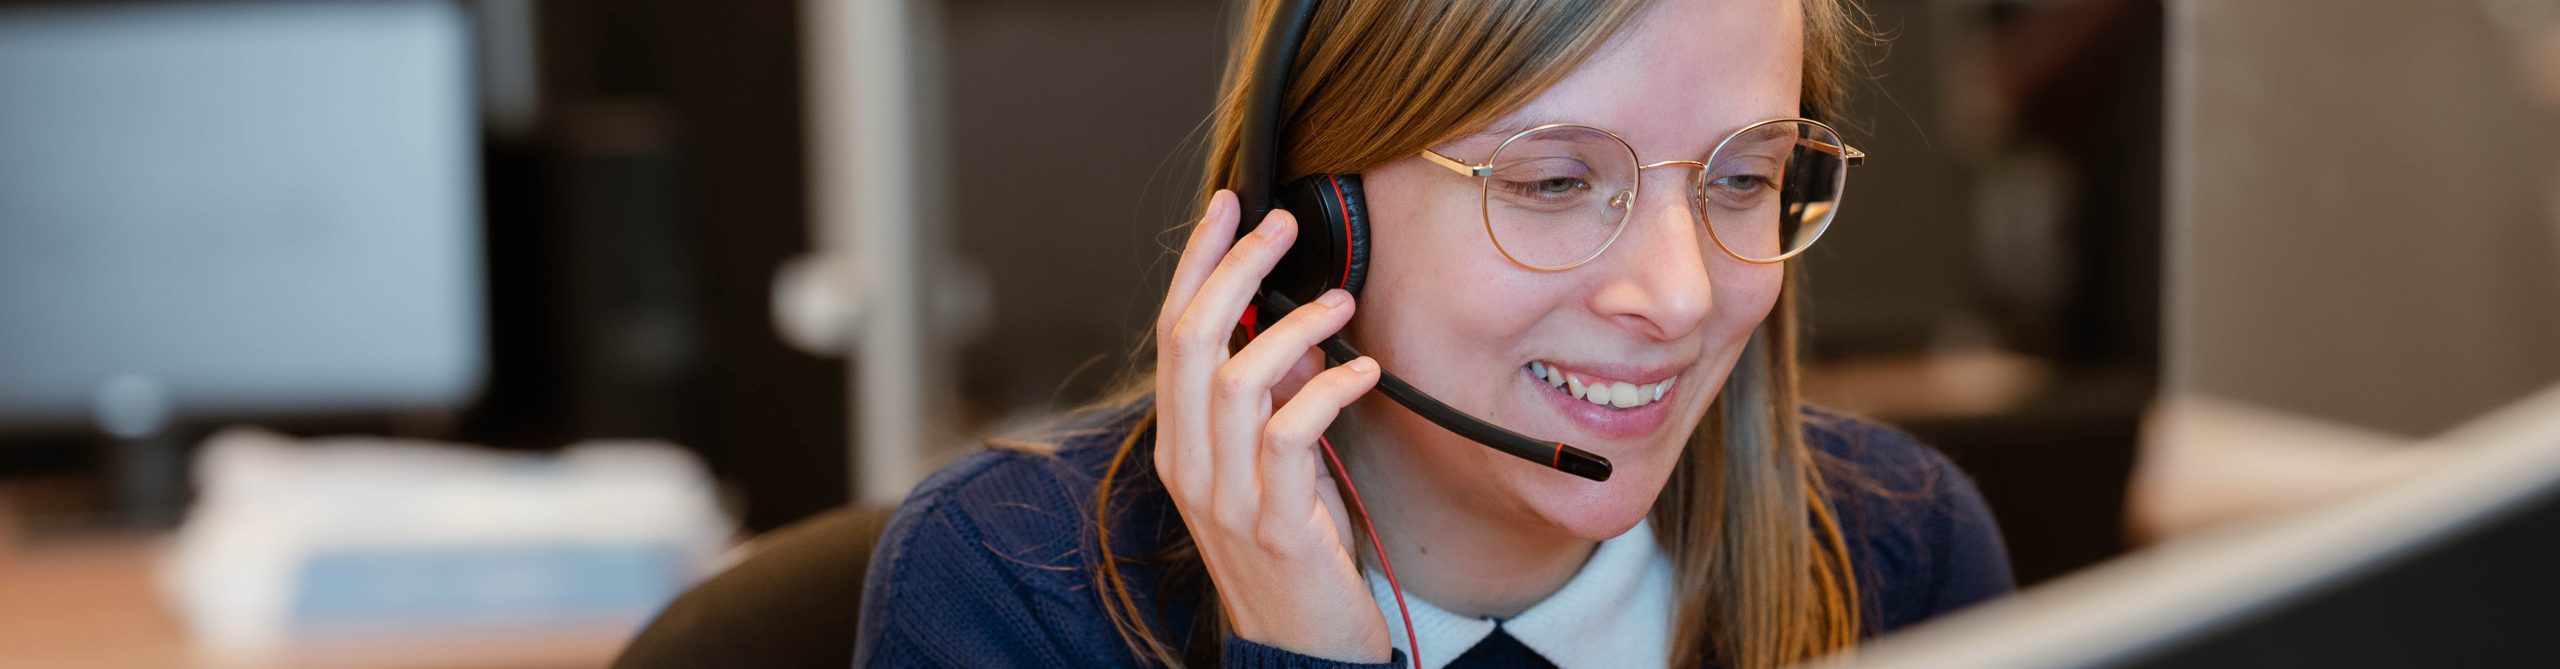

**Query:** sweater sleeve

left=1807, top=408, right=2019, bottom=633
left=853, top=452, right=1093, bottom=668
left=852, top=423, right=1412, bottom=669
left=851, top=470, right=1413, bottom=669
left=1918, top=449, right=2016, bottom=613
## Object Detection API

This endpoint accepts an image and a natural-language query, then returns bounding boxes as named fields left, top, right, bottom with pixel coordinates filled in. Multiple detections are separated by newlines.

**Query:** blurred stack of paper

left=162, top=427, right=733, bottom=650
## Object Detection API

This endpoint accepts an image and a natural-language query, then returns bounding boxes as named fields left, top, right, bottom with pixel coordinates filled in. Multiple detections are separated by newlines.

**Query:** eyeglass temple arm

left=1419, top=148, right=1492, bottom=177
left=1806, top=139, right=1865, bottom=167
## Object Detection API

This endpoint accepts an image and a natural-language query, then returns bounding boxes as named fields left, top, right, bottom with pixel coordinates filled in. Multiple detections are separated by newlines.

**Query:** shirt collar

left=1364, top=520, right=1676, bottom=669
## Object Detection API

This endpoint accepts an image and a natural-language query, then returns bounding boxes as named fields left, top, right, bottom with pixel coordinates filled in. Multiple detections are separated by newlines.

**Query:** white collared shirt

left=1363, top=520, right=1676, bottom=669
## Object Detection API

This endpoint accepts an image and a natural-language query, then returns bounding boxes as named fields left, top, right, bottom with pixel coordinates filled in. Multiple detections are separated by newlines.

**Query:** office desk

left=0, top=533, right=631, bottom=669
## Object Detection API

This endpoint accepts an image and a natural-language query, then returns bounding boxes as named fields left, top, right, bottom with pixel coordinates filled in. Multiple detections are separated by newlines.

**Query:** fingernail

left=1207, top=190, right=1231, bottom=218
left=1317, top=289, right=1348, bottom=307
left=1349, top=357, right=1378, bottom=373
left=1256, top=211, right=1289, bottom=238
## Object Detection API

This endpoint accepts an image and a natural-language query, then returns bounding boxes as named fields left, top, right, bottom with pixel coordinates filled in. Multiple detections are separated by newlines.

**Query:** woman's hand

left=1154, top=189, right=1391, bottom=663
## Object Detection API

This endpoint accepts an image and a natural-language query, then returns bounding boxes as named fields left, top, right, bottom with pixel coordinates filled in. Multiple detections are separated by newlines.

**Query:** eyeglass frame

left=1417, top=117, right=1865, bottom=270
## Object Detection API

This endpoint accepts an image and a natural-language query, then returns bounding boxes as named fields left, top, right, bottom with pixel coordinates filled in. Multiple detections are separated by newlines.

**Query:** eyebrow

left=1725, top=122, right=1795, bottom=150
left=1440, top=115, right=1802, bottom=159
left=1438, top=119, right=1544, bottom=159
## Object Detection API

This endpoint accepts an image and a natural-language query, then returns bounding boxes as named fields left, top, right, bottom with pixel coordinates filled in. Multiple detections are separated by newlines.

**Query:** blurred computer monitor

left=0, top=0, right=483, bottom=436
left=1812, top=381, right=2560, bottom=669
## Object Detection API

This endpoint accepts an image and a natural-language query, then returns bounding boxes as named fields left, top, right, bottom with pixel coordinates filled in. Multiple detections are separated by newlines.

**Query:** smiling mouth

left=1525, top=361, right=1677, bottom=410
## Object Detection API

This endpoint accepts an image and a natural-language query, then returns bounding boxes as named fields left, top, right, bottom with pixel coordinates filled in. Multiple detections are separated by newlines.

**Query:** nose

left=1585, top=167, right=1715, bottom=341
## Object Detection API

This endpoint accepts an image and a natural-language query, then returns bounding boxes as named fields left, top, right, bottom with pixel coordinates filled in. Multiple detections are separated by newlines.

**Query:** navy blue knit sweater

left=853, top=400, right=2014, bottom=668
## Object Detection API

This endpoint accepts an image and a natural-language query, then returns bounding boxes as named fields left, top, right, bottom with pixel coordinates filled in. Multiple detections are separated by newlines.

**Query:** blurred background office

left=1, top=0, right=2556, bottom=667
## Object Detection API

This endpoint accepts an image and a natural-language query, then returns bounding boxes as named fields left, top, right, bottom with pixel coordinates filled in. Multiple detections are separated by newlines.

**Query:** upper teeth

left=1529, top=361, right=1675, bottom=409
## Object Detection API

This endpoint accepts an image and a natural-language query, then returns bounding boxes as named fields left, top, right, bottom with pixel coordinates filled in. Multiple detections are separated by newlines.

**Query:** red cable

left=1317, top=435, right=1420, bottom=668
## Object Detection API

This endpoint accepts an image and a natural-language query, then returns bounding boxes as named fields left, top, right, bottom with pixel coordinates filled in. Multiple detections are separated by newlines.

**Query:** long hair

left=1071, top=1, right=1875, bottom=666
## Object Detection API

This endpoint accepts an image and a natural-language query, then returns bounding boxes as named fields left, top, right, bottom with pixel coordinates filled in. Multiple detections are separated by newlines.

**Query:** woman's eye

left=1508, top=177, right=1588, bottom=197
left=1711, top=174, right=1772, bottom=192
left=1487, top=156, right=1599, bottom=206
left=1705, top=161, right=1783, bottom=210
left=1708, top=150, right=1784, bottom=187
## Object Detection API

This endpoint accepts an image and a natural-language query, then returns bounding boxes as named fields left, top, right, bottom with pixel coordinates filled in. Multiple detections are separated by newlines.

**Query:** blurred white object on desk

left=162, top=428, right=733, bottom=652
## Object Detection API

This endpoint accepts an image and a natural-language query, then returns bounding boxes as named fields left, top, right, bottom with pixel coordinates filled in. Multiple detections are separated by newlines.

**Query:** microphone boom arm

left=1257, top=290, right=1614, bottom=482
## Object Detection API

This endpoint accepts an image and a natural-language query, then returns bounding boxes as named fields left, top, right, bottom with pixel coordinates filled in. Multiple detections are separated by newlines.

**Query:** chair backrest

left=613, top=505, right=898, bottom=668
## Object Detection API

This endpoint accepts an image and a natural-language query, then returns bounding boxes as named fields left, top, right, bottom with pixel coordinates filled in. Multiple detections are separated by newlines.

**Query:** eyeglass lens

left=1481, top=120, right=1847, bottom=268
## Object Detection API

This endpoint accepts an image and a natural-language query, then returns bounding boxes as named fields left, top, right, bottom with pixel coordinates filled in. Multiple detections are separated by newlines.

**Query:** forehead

left=1464, top=0, right=1802, bottom=156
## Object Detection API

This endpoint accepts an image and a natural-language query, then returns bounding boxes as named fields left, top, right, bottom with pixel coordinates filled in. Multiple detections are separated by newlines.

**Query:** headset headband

left=1231, top=0, right=1321, bottom=220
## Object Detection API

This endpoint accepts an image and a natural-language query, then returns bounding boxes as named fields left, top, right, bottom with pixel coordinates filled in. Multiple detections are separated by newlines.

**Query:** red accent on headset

left=1327, top=175, right=1353, bottom=290
left=1239, top=303, right=1260, bottom=339
left=1552, top=444, right=1563, bottom=471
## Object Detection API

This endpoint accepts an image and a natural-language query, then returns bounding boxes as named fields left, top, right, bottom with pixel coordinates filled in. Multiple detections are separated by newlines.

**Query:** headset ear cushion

left=1329, top=173, right=1372, bottom=297
left=1271, top=173, right=1372, bottom=303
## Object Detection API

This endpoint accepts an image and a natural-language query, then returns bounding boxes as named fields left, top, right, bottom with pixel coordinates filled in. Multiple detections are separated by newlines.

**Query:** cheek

left=1345, top=164, right=1560, bottom=360
left=1707, top=259, right=1785, bottom=337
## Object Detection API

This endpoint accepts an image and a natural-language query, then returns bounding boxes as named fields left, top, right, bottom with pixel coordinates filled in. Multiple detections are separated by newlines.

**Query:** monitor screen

left=0, top=0, right=483, bottom=430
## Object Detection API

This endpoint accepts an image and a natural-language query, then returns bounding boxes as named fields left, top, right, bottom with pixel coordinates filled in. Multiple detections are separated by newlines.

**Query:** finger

left=1226, top=288, right=1355, bottom=409
left=1158, top=193, right=1263, bottom=500
left=1271, top=346, right=1326, bottom=408
left=1177, top=210, right=1300, bottom=515
left=1174, top=207, right=1296, bottom=352
left=1258, top=356, right=1381, bottom=553
left=1157, top=190, right=1239, bottom=341
left=1201, top=276, right=1330, bottom=530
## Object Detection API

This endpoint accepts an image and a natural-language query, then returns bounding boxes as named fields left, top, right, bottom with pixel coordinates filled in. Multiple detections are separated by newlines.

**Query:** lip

left=1522, top=364, right=1679, bottom=440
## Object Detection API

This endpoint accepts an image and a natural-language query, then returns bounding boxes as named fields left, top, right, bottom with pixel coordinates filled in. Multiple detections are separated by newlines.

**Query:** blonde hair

left=1073, top=0, right=1874, bottom=666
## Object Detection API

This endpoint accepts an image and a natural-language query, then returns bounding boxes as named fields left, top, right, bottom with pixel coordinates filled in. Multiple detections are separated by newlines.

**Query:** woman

left=854, top=0, right=2012, bottom=667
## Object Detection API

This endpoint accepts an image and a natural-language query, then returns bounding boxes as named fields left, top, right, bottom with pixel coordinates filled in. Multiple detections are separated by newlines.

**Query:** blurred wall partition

left=0, top=0, right=482, bottom=481
left=2168, top=0, right=2560, bottom=436
left=937, top=0, right=1223, bottom=425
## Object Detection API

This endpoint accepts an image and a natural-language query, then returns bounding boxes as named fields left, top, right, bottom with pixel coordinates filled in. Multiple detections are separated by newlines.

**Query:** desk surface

left=0, top=533, right=631, bottom=669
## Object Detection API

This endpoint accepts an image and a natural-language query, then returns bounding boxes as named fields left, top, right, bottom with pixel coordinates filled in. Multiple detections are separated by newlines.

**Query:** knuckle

left=1163, top=323, right=1216, bottom=361
left=1254, top=523, right=1299, bottom=556
left=1168, top=318, right=1207, bottom=348
left=1209, top=503, right=1253, bottom=537
left=1260, top=421, right=1301, bottom=452
left=1211, top=365, right=1257, bottom=397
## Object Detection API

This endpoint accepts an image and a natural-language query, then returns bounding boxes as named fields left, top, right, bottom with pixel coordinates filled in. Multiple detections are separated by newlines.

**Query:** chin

left=1495, top=429, right=1688, bottom=542
left=1487, top=371, right=1713, bottom=541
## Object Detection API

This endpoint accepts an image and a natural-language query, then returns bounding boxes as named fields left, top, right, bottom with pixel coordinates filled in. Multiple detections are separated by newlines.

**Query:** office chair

left=613, top=505, right=898, bottom=668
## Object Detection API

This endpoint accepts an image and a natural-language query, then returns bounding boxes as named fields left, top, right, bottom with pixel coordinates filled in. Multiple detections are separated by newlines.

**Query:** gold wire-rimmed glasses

left=1419, top=117, right=1865, bottom=270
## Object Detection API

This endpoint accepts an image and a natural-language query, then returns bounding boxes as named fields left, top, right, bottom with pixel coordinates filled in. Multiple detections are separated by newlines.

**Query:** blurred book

left=162, top=428, right=732, bottom=650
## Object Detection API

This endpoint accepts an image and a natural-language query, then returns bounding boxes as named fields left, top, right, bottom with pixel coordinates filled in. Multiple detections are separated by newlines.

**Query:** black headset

left=1229, top=0, right=1612, bottom=482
